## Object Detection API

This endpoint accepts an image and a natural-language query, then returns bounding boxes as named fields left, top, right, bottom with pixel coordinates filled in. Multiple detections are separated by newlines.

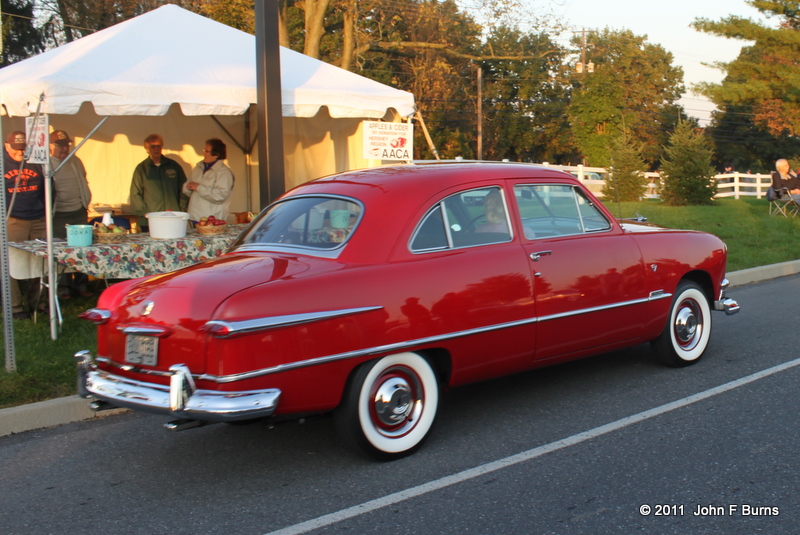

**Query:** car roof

left=276, top=162, right=584, bottom=263
left=284, top=162, right=577, bottom=206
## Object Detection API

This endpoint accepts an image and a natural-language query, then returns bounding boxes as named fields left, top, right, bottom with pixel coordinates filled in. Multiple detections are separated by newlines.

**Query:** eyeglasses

left=203, top=149, right=212, bottom=153
left=148, top=144, right=163, bottom=149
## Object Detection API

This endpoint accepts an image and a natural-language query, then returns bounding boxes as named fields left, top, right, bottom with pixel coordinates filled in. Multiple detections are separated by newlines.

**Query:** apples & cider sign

left=362, top=121, right=413, bottom=161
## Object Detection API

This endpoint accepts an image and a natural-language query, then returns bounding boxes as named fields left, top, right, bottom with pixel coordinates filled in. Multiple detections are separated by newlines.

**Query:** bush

left=659, top=121, right=717, bottom=205
left=603, top=129, right=648, bottom=201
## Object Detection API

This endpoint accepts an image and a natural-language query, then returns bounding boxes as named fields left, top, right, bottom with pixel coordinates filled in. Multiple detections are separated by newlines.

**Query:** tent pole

left=0, top=111, right=18, bottom=371
left=255, top=0, right=285, bottom=207
left=415, top=111, right=440, bottom=161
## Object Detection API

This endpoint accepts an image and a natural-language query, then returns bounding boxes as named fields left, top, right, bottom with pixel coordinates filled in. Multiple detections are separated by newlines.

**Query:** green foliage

left=604, top=129, right=648, bottom=201
left=0, top=286, right=100, bottom=409
left=199, top=0, right=255, bottom=33
left=1, top=0, right=45, bottom=65
left=616, top=197, right=800, bottom=272
left=659, top=121, right=718, bottom=205
left=567, top=29, right=685, bottom=168
left=479, top=26, right=577, bottom=163
left=694, top=1, right=800, bottom=138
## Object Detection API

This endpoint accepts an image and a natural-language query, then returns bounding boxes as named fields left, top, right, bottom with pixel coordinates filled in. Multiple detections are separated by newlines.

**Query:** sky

left=548, top=0, right=770, bottom=124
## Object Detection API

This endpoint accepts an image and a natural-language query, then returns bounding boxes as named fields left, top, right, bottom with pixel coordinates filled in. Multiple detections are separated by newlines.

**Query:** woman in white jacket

left=184, top=138, right=234, bottom=222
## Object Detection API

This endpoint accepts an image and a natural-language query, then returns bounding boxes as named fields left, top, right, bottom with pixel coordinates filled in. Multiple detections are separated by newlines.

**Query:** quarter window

left=410, top=187, right=512, bottom=252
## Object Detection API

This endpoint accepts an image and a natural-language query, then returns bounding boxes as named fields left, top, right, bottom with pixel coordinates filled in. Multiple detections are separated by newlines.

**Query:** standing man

left=50, top=129, right=92, bottom=298
left=3, top=130, right=47, bottom=320
left=129, top=134, right=188, bottom=230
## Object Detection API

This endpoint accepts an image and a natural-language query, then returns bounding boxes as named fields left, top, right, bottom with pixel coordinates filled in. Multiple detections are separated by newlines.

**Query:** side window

left=514, top=185, right=609, bottom=239
left=410, top=187, right=512, bottom=252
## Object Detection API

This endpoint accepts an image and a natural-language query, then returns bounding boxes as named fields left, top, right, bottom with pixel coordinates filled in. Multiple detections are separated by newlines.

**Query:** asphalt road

left=1, top=275, right=798, bottom=535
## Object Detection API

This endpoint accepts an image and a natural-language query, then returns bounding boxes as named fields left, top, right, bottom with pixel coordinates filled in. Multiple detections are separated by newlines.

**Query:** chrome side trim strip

left=199, top=294, right=663, bottom=384
left=204, top=306, right=384, bottom=337
left=537, top=296, right=654, bottom=323
left=199, top=314, right=542, bottom=384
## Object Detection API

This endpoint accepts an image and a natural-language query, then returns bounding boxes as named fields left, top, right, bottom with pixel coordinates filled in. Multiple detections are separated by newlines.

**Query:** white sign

left=362, top=121, right=413, bottom=161
left=25, top=115, right=50, bottom=165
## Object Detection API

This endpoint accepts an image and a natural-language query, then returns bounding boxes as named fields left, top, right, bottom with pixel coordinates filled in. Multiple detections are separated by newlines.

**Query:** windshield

left=236, top=196, right=362, bottom=250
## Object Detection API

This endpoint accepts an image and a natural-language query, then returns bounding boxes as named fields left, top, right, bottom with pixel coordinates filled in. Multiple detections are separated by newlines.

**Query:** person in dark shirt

left=129, top=134, right=188, bottom=231
left=3, top=130, right=47, bottom=319
left=771, top=159, right=800, bottom=202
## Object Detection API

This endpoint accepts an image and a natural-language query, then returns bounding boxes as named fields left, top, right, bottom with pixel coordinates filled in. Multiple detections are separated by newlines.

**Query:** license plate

left=125, top=334, right=159, bottom=366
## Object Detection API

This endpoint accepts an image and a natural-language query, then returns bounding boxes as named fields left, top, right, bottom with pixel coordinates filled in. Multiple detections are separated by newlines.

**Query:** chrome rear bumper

left=75, top=351, right=280, bottom=422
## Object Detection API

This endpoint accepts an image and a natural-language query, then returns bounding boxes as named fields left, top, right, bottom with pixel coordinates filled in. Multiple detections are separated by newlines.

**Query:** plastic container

left=145, top=211, right=190, bottom=239
left=66, top=224, right=94, bottom=246
left=329, top=210, right=350, bottom=228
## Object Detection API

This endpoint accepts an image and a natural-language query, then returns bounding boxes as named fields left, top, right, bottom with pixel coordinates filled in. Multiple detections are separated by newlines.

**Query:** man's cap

left=50, top=130, right=72, bottom=146
left=5, top=131, right=26, bottom=150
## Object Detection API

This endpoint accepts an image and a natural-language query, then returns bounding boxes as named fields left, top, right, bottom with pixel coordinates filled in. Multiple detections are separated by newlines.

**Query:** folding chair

left=767, top=187, right=800, bottom=217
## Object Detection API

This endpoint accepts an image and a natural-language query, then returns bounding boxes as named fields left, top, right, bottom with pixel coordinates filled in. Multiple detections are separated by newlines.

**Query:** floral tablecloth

left=9, top=225, right=248, bottom=279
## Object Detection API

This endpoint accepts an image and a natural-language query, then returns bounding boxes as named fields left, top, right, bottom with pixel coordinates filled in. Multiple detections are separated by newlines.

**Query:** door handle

left=529, top=250, right=552, bottom=262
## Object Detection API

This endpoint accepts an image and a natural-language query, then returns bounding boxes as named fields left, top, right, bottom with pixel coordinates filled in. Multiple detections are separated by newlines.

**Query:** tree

left=199, top=0, right=254, bottom=33
left=694, top=2, right=800, bottom=159
left=604, top=128, right=648, bottom=202
left=1, top=0, right=45, bottom=66
left=567, top=29, right=685, bottom=168
left=479, top=26, right=577, bottom=163
left=659, top=121, right=717, bottom=206
left=38, top=0, right=170, bottom=45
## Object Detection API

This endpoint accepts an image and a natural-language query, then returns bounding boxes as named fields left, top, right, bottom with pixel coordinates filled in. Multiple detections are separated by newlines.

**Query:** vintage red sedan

left=76, top=163, right=739, bottom=460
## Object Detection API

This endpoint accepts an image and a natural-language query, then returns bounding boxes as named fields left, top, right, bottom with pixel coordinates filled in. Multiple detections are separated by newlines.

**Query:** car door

left=510, top=182, right=648, bottom=361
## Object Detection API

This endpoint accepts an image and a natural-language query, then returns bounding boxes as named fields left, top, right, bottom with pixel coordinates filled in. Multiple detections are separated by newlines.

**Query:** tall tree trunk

left=300, top=0, right=330, bottom=58
left=340, top=0, right=355, bottom=70
left=278, top=0, right=289, bottom=47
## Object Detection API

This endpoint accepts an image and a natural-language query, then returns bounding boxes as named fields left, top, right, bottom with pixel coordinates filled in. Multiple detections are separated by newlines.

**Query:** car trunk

left=101, top=252, right=313, bottom=377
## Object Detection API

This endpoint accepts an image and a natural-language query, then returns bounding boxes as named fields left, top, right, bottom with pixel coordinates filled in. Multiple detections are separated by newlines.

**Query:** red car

left=76, top=163, right=739, bottom=460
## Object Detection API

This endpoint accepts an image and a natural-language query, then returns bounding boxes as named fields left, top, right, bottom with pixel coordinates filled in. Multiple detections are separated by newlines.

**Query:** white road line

left=265, top=357, right=800, bottom=535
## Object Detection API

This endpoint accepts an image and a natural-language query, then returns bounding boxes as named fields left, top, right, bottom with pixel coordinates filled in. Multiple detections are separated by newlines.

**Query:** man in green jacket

left=130, top=133, right=188, bottom=229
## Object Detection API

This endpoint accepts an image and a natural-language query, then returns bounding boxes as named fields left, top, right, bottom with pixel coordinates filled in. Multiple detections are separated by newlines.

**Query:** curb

left=3, top=261, right=800, bottom=438
left=725, top=259, right=800, bottom=288
left=0, top=395, right=127, bottom=437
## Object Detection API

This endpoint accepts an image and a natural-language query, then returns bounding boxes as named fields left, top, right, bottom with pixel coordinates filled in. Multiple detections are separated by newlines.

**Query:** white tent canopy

left=0, top=4, right=415, bottom=119
left=0, top=5, right=415, bottom=211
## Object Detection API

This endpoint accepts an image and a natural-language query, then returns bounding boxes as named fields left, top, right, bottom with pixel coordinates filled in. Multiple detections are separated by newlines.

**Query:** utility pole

left=477, top=65, right=483, bottom=160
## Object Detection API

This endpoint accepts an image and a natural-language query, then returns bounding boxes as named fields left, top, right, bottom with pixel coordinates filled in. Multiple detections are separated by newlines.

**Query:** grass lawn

left=2, top=196, right=799, bottom=409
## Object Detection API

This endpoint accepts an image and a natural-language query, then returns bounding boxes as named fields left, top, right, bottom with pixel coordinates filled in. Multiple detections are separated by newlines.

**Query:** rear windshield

left=237, top=196, right=362, bottom=250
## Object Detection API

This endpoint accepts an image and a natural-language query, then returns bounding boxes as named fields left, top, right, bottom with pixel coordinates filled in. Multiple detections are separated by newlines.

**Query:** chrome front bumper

left=713, top=278, right=740, bottom=315
left=75, top=351, right=281, bottom=423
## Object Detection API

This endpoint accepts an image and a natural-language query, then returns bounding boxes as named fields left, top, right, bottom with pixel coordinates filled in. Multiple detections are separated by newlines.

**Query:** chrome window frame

left=409, top=185, right=514, bottom=254
left=514, top=184, right=612, bottom=240
left=230, top=194, right=364, bottom=257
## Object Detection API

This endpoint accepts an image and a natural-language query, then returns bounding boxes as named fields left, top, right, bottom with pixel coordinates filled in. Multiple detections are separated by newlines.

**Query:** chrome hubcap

left=675, top=302, right=701, bottom=349
left=373, top=377, right=413, bottom=427
left=370, top=366, right=423, bottom=438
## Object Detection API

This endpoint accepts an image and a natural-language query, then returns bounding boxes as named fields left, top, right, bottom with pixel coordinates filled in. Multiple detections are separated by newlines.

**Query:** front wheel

left=335, top=352, right=439, bottom=461
left=651, top=281, right=712, bottom=367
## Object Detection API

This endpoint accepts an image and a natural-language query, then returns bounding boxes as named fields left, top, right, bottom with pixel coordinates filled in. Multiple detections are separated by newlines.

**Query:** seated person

left=475, top=190, right=510, bottom=235
left=771, top=158, right=800, bottom=202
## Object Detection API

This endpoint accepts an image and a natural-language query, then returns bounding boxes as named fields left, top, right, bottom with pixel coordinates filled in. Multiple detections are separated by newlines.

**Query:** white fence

left=541, top=164, right=772, bottom=200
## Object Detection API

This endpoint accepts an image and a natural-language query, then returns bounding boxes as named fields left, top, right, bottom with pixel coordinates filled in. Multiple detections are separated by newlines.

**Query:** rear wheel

left=652, top=281, right=712, bottom=367
left=335, top=352, right=439, bottom=461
